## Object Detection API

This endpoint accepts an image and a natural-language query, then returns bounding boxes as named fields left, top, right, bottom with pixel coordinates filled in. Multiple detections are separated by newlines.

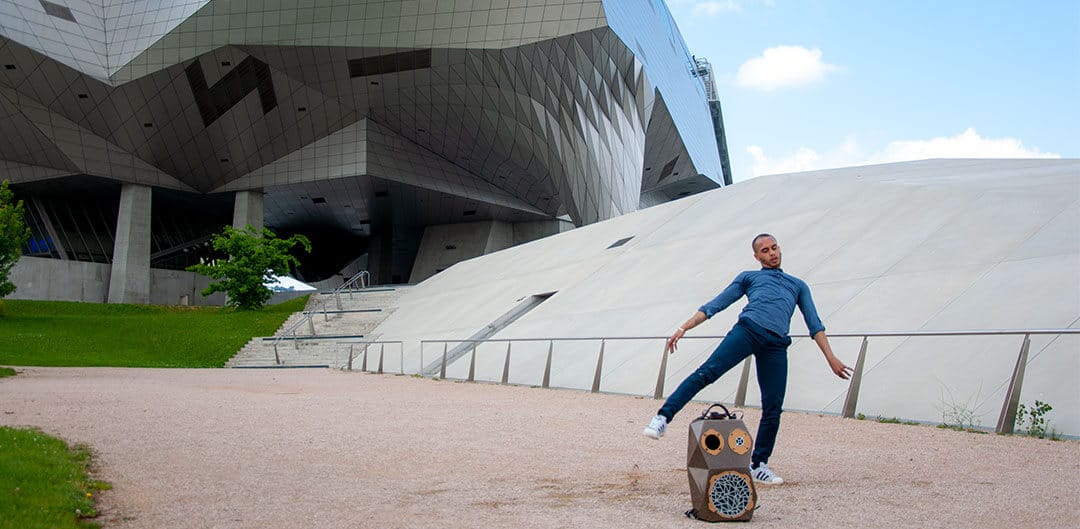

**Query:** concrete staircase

left=226, top=286, right=411, bottom=368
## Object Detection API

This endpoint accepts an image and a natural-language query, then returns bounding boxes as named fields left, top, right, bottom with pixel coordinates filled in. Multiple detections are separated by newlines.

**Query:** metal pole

left=842, top=337, right=869, bottom=418
left=501, top=342, right=511, bottom=385
left=273, top=343, right=280, bottom=365
left=335, top=292, right=342, bottom=310
left=307, top=315, right=315, bottom=335
left=467, top=344, right=476, bottom=382
left=377, top=346, right=384, bottom=374
left=996, top=334, right=1031, bottom=434
left=322, top=302, right=328, bottom=321
left=591, top=339, right=606, bottom=393
left=653, top=345, right=669, bottom=400
left=361, top=343, right=368, bottom=372
left=292, top=328, right=298, bottom=350
left=541, top=340, right=553, bottom=388
left=347, top=344, right=354, bottom=371
left=440, top=342, right=448, bottom=379
left=734, top=357, right=752, bottom=407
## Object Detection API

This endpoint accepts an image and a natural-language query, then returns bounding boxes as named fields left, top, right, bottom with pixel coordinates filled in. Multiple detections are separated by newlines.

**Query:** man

left=643, top=234, right=852, bottom=485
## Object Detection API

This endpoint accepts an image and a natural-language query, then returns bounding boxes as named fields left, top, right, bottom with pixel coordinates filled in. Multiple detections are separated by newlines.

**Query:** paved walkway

left=1, top=367, right=1077, bottom=528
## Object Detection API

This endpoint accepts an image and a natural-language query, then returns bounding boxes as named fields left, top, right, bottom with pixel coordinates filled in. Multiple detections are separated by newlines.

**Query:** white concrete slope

left=371, top=159, right=1080, bottom=435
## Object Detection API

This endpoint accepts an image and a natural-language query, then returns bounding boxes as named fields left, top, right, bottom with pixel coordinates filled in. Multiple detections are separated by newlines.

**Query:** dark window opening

left=77, top=93, right=88, bottom=99
left=607, top=236, right=634, bottom=249
left=444, top=245, right=457, bottom=250
left=311, top=197, right=326, bottom=204
left=349, top=49, right=432, bottom=77
left=374, top=191, right=388, bottom=198
left=659, top=156, right=680, bottom=181
left=40, top=0, right=76, bottom=22
left=463, top=210, right=476, bottom=216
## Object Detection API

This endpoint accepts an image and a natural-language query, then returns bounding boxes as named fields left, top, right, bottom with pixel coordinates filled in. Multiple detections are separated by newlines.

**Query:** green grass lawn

left=0, top=296, right=307, bottom=368
left=0, top=426, right=111, bottom=529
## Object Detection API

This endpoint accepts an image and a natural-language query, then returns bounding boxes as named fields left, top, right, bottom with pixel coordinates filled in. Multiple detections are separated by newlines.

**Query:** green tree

left=187, top=225, right=311, bottom=310
left=0, top=180, right=31, bottom=298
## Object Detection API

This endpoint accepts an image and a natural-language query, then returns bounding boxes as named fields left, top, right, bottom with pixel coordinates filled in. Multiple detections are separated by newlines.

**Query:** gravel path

left=1, top=367, right=1077, bottom=528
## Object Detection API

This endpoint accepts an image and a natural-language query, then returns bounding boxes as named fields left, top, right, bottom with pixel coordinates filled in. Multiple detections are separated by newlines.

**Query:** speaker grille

left=708, top=471, right=754, bottom=519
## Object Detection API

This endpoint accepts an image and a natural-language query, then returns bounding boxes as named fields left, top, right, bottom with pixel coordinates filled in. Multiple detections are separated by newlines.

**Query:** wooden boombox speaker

left=685, top=404, right=757, bottom=522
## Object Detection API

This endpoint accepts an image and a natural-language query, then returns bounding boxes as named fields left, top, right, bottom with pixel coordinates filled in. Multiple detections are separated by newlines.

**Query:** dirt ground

left=1, top=367, right=1077, bottom=529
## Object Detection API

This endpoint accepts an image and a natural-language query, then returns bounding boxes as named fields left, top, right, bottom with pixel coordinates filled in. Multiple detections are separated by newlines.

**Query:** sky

left=662, top=0, right=1080, bottom=182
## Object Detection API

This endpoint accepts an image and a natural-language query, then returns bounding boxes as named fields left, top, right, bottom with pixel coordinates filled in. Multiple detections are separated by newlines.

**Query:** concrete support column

left=232, top=190, right=264, bottom=232
left=107, top=184, right=152, bottom=304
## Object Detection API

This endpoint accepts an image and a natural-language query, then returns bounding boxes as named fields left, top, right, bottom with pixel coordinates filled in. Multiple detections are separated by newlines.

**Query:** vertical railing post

left=467, top=344, right=477, bottom=382
left=273, top=343, right=280, bottom=365
left=440, top=342, right=448, bottom=379
left=361, top=343, right=369, bottom=372
left=347, top=344, right=354, bottom=371
left=996, top=334, right=1031, bottom=434
left=501, top=342, right=512, bottom=385
left=734, top=358, right=753, bottom=407
left=335, top=292, right=342, bottom=310
left=377, top=345, right=384, bottom=374
left=307, top=315, right=315, bottom=335
left=292, top=328, right=298, bottom=350
left=541, top=340, right=553, bottom=388
left=653, top=343, right=669, bottom=400
left=591, top=339, right=606, bottom=393
left=322, top=302, right=328, bottom=321
left=842, top=337, right=869, bottom=419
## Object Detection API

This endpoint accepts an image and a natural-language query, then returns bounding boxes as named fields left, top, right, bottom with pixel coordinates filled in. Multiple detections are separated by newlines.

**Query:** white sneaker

left=750, top=463, right=784, bottom=485
left=643, top=414, right=667, bottom=439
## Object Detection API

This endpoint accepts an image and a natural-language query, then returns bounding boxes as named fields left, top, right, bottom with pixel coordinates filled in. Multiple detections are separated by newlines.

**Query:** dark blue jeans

left=658, top=318, right=790, bottom=465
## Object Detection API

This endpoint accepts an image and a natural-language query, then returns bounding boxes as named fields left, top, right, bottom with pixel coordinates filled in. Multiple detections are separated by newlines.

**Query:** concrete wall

left=410, top=219, right=576, bottom=283
left=409, top=221, right=511, bottom=283
left=371, top=159, right=1080, bottom=436
left=10, top=257, right=111, bottom=303
left=10, top=256, right=226, bottom=306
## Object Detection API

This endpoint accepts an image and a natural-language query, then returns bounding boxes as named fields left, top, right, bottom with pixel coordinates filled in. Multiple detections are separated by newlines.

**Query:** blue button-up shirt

left=698, top=268, right=825, bottom=338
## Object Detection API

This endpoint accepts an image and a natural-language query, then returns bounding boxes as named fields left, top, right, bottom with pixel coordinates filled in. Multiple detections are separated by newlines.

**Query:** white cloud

left=735, top=45, right=841, bottom=90
left=744, top=128, right=1060, bottom=179
left=693, top=1, right=743, bottom=15
left=866, top=128, right=1059, bottom=164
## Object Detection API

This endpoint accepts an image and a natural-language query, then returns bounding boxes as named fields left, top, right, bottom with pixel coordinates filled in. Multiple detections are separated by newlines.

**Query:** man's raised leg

left=644, top=323, right=753, bottom=439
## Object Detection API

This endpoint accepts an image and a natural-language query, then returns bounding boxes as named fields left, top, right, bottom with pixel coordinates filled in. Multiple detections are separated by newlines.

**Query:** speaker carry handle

left=699, top=403, right=741, bottom=421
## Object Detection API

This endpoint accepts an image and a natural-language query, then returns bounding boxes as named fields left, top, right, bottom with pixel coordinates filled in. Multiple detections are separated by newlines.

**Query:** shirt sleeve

left=796, top=280, right=826, bottom=336
left=698, top=272, right=748, bottom=318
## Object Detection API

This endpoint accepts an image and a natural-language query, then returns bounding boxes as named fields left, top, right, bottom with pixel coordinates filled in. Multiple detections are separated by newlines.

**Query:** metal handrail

left=339, top=340, right=406, bottom=374
left=270, top=295, right=332, bottom=363
left=417, top=328, right=1079, bottom=435
left=327, top=270, right=371, bottom=310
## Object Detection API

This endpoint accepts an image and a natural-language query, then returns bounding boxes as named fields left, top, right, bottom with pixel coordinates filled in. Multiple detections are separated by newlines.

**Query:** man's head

left=752, top=233, right=781, bottom=269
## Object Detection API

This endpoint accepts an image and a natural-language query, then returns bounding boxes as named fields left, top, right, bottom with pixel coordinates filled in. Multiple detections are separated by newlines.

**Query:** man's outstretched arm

left=813, top=331, right=853, bottom=379
left=666, top=311, right=707, bottom=352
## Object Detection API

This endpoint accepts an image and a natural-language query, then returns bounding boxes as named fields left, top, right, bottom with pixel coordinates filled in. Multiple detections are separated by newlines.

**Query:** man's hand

left=826, top=354, right=853, bottom=380
left=666, top=328, right=686, bottom=353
